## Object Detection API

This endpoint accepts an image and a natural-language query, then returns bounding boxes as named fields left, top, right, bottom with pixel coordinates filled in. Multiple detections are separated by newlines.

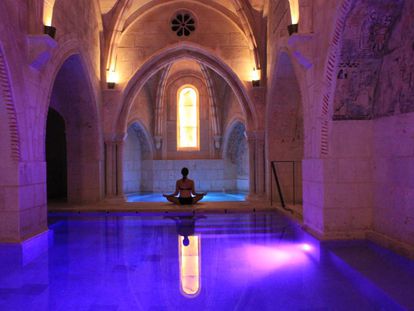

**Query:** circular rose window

left=171, top=12, right=196, bottom=37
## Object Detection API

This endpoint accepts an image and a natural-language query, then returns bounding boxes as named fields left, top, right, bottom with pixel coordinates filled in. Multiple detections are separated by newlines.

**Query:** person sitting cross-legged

left=162, top=167, right=206, bottom=205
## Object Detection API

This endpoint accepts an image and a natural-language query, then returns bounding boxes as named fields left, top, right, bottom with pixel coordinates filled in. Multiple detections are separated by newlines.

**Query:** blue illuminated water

left=0, top=212, right=411, bottom=310
left=126, top=191, right=246, bottom=202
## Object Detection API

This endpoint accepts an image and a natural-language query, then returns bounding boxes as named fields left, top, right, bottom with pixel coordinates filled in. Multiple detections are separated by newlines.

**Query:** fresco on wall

left=375, top=1, right=414, bottom=116
left=333, top=0, right=404, bottom=120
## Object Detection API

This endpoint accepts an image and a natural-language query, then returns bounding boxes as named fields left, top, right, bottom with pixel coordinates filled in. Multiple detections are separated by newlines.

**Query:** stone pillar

left=245, top=131, right=266, bottom=200
left=104, top=140, right=115, bottom=197
left=116, top=139, right=124, bottom=197
left=28, top=0, right=44, bottom=35
left=246, top=132, right=256, bottom=196
left=254, top=131, right=266, bottom=196
left=104, top=135, right=126, bottom=200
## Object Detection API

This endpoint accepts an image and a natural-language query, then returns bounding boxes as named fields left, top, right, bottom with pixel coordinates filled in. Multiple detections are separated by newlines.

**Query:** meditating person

left=163, top=167, right=206, bottom=205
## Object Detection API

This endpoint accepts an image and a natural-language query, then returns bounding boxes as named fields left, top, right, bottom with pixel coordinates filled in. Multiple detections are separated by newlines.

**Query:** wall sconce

left=251, top=68, right=261, bottom=87
left=44, top=25, right=56, bottom=39
left=288, top=0, right=299, bottom=36
left=107, top=70, right=118, bottom=89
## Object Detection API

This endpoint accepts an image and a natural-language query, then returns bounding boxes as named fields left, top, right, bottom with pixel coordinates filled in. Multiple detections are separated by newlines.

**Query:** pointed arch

left=200, top=63, right=221, bottom=138
left=222, top=117, right=246, bottom=158
left=0, top=44, right=20, bottom=162
left=105, top=0, right=259, bottom=72
left=126, top=119, right=155, bottom=159
left=318, top=0, right=356, bottom=156
left=117, top=43, right=257, bottom=136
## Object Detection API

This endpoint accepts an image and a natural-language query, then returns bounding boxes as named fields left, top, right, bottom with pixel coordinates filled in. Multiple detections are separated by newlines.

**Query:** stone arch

left=125, top=119, right=155, bottom=159
left=40, top=38, right=102, bottom=136
left=266, top=50, right=304, bottom=204
left=222, top=119, right=249, bottom=192
left=200, top=63, right=221, bottom=139
left=117, top=43, right=257, bottom=137
left=106, top=0, right=261, bottom=72
left=46, top=53, right=103, bottom=203
left=222, top=117, right=246, bottom=158
left=43, top=0, right=103, bottom=31
left=318, top=0, right=356, bottom=157
left=164, top=72, right=209, bottom=158
left=0, top=45, right=20, bottom=163
left=0, top=44, right=21, bottom=240
left=123, top=120, right=154, bottom=193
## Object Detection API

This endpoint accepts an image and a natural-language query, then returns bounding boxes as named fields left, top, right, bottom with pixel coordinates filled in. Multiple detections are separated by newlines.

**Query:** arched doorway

left=47, top=54, right=102, bottom=204
left=267, top=52, right=304, bottom=206
left=46, top=108, right=67, bottom=201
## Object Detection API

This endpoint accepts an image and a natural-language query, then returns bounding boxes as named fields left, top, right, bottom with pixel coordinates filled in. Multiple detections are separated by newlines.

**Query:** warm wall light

left=251, top=68, right=261, bottom=87
left=43, top=0, right=56, bottom=38
left=107, top=70, right=119, bottom=89
left=43, top=0, right=55, bottom=27
left=288, top=0, right=299, bottom=35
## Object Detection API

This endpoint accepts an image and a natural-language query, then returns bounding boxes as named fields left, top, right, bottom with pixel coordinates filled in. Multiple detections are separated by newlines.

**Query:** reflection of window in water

left=166, top=216, right=203, bottom=297
left=178, top=235, right=201, bottom=297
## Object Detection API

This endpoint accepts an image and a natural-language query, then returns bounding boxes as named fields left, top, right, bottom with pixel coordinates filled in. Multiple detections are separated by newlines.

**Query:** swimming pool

left=126, top=191, right=247, bottom=202
left=0, top=212, right=411, bottom=310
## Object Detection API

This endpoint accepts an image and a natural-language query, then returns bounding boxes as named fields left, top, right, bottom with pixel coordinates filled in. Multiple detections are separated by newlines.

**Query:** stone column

left=245, top=130, right=266, bottom=200
left=245, top=131, right=257, bottom=199
left=28, top=0, right=44, bottom=35
left=104, top=140, right=115, bottom=197
left=254, top=130, right=266, bottom=196
left=115, top=139, right=124, bottom=197
left=104, top=134, right=126, bottom=200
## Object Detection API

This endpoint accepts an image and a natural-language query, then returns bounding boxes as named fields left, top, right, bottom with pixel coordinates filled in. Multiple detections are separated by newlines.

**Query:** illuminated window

left=177, top=85, right=199, bottom=150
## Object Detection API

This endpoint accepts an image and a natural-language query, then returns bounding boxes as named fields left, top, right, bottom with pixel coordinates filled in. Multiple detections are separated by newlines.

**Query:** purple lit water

left=126, top=191, right=246, bottom=202
left=0, top=212, right=409, bottom=310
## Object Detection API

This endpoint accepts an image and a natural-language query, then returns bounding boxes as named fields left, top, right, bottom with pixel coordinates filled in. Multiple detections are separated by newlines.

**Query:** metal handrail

left=270, top=161, right=294, bottom=213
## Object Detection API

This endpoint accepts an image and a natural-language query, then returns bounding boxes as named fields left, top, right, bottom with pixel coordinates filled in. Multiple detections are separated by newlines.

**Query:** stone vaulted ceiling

left=98, top=0, right=265, bottom=16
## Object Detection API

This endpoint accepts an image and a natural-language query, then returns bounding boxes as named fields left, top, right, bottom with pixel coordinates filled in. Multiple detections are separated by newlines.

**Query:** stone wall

left=164, top=74, right=212, bottom=159
left=0, top=1, right=48, bottom=242
left=322, top=120, right=374, bottom=237
left=53, top=0, right=101, bottom=78
left=372, top=112, right=414, bottom=251
left=123, top=127, right=142, bottom=193
left=117, top=1, right=253, bottom=85
left=149, top=160, right=226, bottom=193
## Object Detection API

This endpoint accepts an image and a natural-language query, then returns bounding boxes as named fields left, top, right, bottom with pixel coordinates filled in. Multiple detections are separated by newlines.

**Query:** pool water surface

left=0, top=212, right=409, bottom=310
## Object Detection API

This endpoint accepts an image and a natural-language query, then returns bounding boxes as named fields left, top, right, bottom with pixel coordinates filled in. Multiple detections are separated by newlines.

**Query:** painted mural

left=333, top=0, right=405, bottom=120
left=375, top=0, right=414, bottom=116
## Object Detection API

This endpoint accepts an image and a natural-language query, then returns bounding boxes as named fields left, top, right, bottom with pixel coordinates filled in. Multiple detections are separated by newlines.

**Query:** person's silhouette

left=163, top=167, right=207, bottom=205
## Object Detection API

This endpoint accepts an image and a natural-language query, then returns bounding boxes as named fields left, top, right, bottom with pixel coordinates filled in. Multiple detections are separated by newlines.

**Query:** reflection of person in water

left=166, top=215, right=205, bottom=246
left=163, top=167, right=206, bottom=205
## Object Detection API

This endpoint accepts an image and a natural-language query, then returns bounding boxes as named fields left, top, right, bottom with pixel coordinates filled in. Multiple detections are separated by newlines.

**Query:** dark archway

left=48, top=54, right=102, bottom=204
left=46, top=108, right=67, bottom=201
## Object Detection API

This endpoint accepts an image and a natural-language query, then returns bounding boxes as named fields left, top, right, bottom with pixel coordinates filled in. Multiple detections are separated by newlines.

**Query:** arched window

left=177, top=85, right=199, bottom=150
